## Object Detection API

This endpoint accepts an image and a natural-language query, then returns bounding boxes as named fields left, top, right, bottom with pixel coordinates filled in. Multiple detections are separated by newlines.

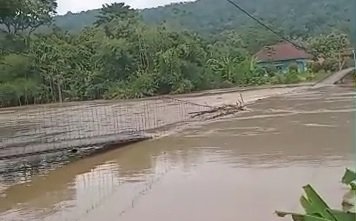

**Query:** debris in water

left=189, top=94, right=246, bottom=119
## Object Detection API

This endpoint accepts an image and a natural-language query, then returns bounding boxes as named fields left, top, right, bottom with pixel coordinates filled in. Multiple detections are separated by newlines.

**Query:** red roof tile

left=255, top=42, right=312, bottom=62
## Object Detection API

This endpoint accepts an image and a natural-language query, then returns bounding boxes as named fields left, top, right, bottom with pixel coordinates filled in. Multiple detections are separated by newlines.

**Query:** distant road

left=314, top=67, right=354, bottom=87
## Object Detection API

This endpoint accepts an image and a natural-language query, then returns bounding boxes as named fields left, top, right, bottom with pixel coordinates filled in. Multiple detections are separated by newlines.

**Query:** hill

left=54, top=0, right=351, bottom=37
left=54, top=10, right=100, bottom=32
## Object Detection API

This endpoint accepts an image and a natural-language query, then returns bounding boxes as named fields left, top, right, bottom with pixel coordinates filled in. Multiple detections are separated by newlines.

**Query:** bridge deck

left=314, top=68, right=354, bottom=87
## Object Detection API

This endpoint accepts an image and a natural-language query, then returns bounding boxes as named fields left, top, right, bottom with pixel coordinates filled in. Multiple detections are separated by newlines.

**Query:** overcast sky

left=57, top=0, right=192, bottom=15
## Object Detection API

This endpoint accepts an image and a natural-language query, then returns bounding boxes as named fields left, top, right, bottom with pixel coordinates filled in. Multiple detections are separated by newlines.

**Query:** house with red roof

left=254, top=42, right=313, bottom=73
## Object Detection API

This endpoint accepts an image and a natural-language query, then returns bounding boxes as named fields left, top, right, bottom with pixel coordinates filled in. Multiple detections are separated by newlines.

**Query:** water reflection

left=0, top=139, right=205, bottom=220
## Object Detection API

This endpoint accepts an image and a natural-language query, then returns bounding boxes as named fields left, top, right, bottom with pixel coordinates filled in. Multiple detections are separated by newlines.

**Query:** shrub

left=322, top=58, right=339, bottom=72
left=0, top=83, right=19, bottom=107
left=285, top=71, right=300, bottom=84
left=219, top=80, right=235, bottom=88
left=269, top=74, right=286, bottom=84
left=172, top=79, right=194, bottom=94
left=310, top=62, right=323, bottom=73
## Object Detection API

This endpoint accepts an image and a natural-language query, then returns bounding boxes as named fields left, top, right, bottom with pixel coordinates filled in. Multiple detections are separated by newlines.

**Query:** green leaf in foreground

left=341, top=168, right=356, bottom=185
left=276, top=211, right=333, bottom=221
left=300, top=185, right=335, bottom=220
left=328, top=209, right=356, bottom=221
left=350, top=182, right=356, bottom=190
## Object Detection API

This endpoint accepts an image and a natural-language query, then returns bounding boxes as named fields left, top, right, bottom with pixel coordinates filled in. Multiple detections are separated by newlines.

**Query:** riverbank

left=0, top=67, right=345, bottom=112
left=1, top=67, right=346, bottom=112
left=0, top=82, right=314, bottom=112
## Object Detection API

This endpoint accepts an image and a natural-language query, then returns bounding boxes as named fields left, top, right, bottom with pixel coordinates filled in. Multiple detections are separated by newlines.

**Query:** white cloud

left=57, top=0, right=193, bottom=15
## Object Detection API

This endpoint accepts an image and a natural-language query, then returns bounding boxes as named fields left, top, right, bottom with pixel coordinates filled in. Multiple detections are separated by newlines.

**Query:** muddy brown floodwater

left=0, top=85, right=354, bottom=221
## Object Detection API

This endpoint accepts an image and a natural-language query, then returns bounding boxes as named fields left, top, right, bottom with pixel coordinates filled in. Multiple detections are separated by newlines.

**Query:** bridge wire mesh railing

left=0, top=97, right=211, bottom=175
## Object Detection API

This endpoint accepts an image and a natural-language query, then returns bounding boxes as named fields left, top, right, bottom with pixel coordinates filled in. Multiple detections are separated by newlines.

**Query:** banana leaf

left=350, top=182, right=356, bottom=190
left=341, top=169, right=356, bottom=185
left=276, top=169, right=356, bottom=221
left=328, top=209, right=356, bottom=221
left=276, top=211, right=333, bottom=221
left=276, top=210, right=356, bottom=221
left=300, top=185, right=336, bottom=221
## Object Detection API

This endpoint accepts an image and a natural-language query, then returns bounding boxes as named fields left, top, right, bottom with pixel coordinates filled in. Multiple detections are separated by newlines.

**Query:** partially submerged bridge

left=0, top=67, right=354, bottom=174
left=314, top=67, right=355, bottom=87
left=0, top=97, right=210, bottom=163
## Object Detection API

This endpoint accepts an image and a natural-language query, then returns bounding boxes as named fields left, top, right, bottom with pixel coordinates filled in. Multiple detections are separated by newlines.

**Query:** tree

left=0, top=0, right=57, bottom=35
left=308, top=33, right=350, bottom=59
left=308, top=32, right=350, bottom=71
left=95, top=3, right=137, bottom=27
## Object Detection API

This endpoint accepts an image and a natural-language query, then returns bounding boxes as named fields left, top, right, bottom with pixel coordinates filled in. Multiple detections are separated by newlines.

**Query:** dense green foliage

left=0, top=0, right=57, bottom=35
left=0, top=1, right=352, bottom=107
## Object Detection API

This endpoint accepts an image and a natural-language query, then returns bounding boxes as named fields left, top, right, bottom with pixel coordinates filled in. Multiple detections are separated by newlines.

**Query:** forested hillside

left=55, top=0, right=351, bottom=37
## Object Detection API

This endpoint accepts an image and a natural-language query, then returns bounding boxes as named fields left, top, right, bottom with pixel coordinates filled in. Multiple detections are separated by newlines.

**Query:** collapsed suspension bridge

left=0, top=95, right=245, bottom=176
left=0, top=97, right=209, bottom=159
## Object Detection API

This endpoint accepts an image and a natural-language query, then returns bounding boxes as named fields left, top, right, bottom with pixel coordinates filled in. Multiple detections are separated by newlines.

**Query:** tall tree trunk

left=50, top=79, right=55, bottom=102
left=25, top=92, right=28, bottom=105
left=57, top=82, right=63, bottom=103
left=17, top=96, right=22, bottom=106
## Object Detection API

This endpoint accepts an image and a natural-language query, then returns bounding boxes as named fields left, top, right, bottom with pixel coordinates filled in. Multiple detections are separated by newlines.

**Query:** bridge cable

left=225, top=0, right=307, bottom=51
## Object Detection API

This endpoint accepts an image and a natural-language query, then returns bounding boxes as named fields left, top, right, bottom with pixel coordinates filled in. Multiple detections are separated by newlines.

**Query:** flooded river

left=0, top=85, right=354, bottom=221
